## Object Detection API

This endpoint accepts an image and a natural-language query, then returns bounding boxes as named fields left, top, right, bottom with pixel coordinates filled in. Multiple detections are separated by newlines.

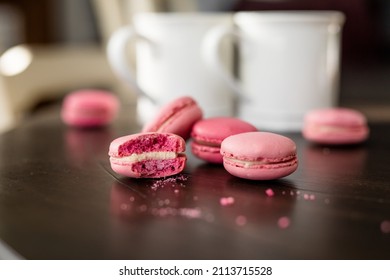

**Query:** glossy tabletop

left=0, top=104, right=389, bottom=259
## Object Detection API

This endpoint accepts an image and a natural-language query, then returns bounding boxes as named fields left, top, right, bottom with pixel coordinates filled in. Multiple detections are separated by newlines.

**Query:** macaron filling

left=154, top=104, right=195, bottom=132
left=192, top=139, right=221, bottom=147
left=113, top=134, right=184, bottom=156
left=307, top=124, right=367, bottom=134
left=223, top=155, right=298, bottom=169
left=130, top=157, right=186, bottom=177
left=110, top=151, right=183, bottom=164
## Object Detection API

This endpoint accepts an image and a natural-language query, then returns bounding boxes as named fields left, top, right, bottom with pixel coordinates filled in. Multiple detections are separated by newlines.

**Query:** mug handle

left=106, top=26, right=155, bottom=103
left=202, top=24, right=246, bottom=101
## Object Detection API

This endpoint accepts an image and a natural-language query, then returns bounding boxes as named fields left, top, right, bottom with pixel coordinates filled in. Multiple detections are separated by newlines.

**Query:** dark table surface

left=0, top=104, right=389, bottom=260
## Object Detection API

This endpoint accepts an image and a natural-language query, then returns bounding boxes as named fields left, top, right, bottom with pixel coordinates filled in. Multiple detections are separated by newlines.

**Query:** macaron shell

left=304, top=108, right=367, bottom=126
left=223, top=158, right=298, bottom=180
left=303, top=124, right=369, bottom=145
left=110, top=156, right=186, bottom=178
left=61, top=89, right=119, bottom=127
left=191, top=117, right=258, bottom=145
left=109, top=132, right=186, bottom=157
left=221, top=132, right=297, bottom=161
left=142, top=96, right=202, bottom=140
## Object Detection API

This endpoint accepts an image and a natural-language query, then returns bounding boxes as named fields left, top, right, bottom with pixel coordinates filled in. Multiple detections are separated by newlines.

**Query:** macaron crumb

left=303, top=193, right=316, bottom=201
left=277, top=216, right=291, bottom=229
left=150, top=207, right=202, bottom=219
left=120, top=203, right=130, bottom=211
left=138, top=204, right=148, bottom=212
left=380, top=220, right=390, bottom=234
left=265, top=188, right=275, bottom=197
left=220, top=196, right=235, bottom=206
left=235, top=215, right=247, bottom=226
left=150, top=174, right=189, bottom=190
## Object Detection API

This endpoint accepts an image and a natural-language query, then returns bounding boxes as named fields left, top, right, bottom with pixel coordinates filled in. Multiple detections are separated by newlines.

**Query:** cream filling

left=225, top=156, right=296, bottom=168
left=111, top=152, right=178, bottom=163
left=312, top=124, right=364, bottom=133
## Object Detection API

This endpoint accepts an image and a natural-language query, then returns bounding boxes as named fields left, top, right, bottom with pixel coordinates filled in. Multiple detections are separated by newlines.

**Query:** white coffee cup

left=106, top=12, right=235, bottom=124
left=203, top=11, right=345, bottom=131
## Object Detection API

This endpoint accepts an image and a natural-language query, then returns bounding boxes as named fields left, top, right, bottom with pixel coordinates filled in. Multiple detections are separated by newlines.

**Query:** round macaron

left=142, top=96, right=203, bottom=141
left=61, top=89, right=119, bottom=127
left=220, top=132, right=298, bottom=180
left=302, top=107, right=369, bottom=145
left=108, top=132, right=186, bottom=178
left=191, top=117, right=258, bottom=164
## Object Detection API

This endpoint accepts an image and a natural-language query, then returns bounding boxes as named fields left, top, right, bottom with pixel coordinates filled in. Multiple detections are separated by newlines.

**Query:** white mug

left=106, top=12, right=235, bottom=124
left=203, top=11, right=345, bottom=131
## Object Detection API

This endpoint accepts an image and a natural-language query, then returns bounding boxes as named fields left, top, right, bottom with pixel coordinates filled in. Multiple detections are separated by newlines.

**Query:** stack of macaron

left=61, top=90, right=369, bottom=181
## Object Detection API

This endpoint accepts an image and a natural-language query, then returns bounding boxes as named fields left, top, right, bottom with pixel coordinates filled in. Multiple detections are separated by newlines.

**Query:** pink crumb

left=303, top=193, right=316, bottom=201
left=180, top=208, right=202, bottom=219
left=236, top=215, right=247, bottom=226
left=265, top=188, right=274, bottom=197
left=151, top=207, right=201, bottom=219
left=150, top=174, right=189, bottom=190
left=380, top=220, right=390, bottom=234
left=324, top=198, right=331, bottom=204
left=220, top=196, right=235, bottom=206
left=120, top=203, right=130, bottom=211
left=138, top=204, right=148, bottom=212
left=277, top=216, right=291, bottom=229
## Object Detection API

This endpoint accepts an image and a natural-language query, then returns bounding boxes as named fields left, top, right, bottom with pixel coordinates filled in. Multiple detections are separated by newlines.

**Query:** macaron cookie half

left=191, top=117, right=258, bottom=164
left=61, top=89, right=119, bottom=127
left=221, top=132, right=298, bottom=180
left=109, top=132, right=186, bottom=178
left=142, top=96, right=203, bottom=141
left=303, top=108, right=369, bottom=145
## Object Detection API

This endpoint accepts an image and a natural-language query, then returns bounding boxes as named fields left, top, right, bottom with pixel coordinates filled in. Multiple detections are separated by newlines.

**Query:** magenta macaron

left=303, top=107, right=369, bottom=145
left=220, top=132, right=298, bottom=180
left=61, top=89, right=119, bottom=127
left=142, top=96, right=203, bottom=141
left=108, top=132, right=186, bottom=178
left=191, top=117, right=258, bottom=164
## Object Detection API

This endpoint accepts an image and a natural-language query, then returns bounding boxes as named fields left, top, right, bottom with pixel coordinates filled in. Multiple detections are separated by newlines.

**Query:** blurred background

left=0, top=0, right=390, bottom=132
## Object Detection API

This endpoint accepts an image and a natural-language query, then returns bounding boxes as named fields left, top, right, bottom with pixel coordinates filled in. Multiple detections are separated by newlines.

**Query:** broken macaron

left=108, top=132, right=186, bottom=178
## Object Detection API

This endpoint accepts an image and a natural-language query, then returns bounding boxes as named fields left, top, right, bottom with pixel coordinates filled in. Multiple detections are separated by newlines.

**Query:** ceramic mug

left=107, top=12, right=235, bottom=124
left=203, top=11, right=345, bottom=131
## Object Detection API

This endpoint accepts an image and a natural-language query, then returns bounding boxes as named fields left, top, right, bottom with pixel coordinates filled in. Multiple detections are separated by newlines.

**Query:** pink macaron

left=191, top=117, right=258, bottom=164
left=142, top=96, right=203, bottom=141
left=108, top=132, right=186, bottom=178
left=61, top=89, right=119, bottom=127
left=303, top=107, right=369, bottom=145
left=220, top=132, right=298, bottom=180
